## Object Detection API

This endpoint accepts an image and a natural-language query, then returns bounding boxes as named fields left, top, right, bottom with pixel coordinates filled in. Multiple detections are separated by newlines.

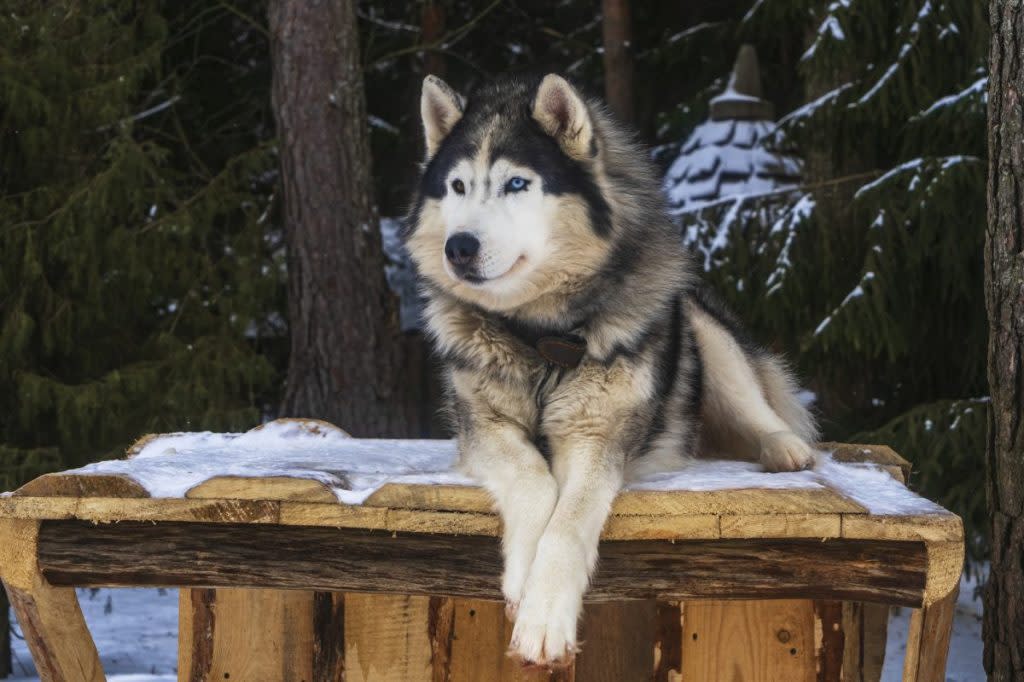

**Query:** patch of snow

left=796, top=390, right=817, bottom=407
left=65, top=425, right=949, bottom=517
left=914, top=77, right=987, bottom=119
left=776, top=83, right=854, bottom=128
left=73, top=421, right=471, bottom=505
left=881, top=571, right=985, bottom=681
left=380, top=217, right=422, bottom=331
left=814, top=271, right=876, bottom=337
left=667, top=22, right=717, bottom=44
left=9, top=588, right=178, bottom=680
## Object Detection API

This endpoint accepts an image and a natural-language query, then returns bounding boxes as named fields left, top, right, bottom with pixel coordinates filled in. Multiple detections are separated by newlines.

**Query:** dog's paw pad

left=760, top=431, right=815, bottom=472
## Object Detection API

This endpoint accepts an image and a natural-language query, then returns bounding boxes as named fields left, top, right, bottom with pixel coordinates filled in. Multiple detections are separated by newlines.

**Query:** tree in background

left=271, top=0, right=420, bottom=437
left=670, top=0, right=989, bottom=560
left=601, top=0, right=634, bottom=124
left=983, top=0, right=1024, bottom=675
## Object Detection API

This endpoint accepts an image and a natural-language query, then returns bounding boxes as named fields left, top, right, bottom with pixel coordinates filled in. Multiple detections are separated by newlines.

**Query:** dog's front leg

left=459, top=423, right=559, bottom=615
left=508, top=440, right=624, bottom=666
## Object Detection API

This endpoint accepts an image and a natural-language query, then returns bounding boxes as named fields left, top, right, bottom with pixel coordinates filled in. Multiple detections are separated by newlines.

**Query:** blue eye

left=505, top=176, right=529, bottom=193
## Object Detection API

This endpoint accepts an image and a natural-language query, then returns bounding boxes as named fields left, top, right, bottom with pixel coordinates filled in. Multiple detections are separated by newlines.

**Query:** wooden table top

left=0, top=419, right=962, bottom=546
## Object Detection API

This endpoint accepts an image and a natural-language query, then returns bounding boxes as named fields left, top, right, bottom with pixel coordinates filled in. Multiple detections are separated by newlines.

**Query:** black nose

left=444, top=233, right=480, bottom=266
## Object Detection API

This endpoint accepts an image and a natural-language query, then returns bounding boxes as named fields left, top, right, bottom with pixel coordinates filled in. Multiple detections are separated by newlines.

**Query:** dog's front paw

left=508, top=588, right=580, bottom=667
left=760, top=431, right=815, bottom=472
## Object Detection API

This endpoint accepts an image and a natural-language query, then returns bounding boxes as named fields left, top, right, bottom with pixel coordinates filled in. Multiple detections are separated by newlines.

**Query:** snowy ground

left=7, top=573, right=986, bottom=681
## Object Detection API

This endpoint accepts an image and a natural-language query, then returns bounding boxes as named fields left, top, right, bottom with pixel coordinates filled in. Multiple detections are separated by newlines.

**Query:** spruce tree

left=670, top=0, right=989, bottom=558
left=0, top=1, right=284, bottom=487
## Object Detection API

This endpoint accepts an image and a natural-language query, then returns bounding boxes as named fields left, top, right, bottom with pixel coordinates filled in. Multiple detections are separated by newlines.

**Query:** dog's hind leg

left=690, top=304, right=817, bottom=472
left=458, top=423, right=559, bottom=616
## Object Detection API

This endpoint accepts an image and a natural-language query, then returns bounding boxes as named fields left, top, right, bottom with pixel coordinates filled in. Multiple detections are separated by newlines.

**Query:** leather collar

left=499, top=316, right=588, bottom=369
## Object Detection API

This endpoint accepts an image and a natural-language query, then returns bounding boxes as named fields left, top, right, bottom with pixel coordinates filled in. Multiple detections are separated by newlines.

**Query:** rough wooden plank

left=840, top=601, right=890, bottom=682
left=428, top=596, right=455, bottom=682
left=602, top=514, right=719, bottom=540
left=822, top=442, right=911, bottom=480
left=814, top=600, right=845, bottom=682
left=721, top=513, right=841, bottom=539
left=842, top=514, right=963, bottom=543
left=279, top=502, right=389, bottom=529
left=313, top=592, right=346, bottom=682
left=15, top=473, right=149, bottom=498
left=575, top=601, right=657, bottom=682
left=345, top=594, right=433, bottom=682
left=186, top=476, right=339, bottom=502
left=901, top=586, right=957, bottom=682
left=446, top=599, right=570, bottom=682
left=178, top=588, right=316, bottom=681
left=366, top=484, right=867, bottom=516
left=0, top=497, right=280, bottom=524
left=612, top=488, right=867, bottom=515
left=385, top=508, right=502, bottom=536
left=365, top=484, right=494, bottom=513
left=653, top=601, right=683, bottom=682
left=35, top=521, right=930, bottom=606
left=681, top=600, right=816, bottom=682
left=5, top=584, right=105, bottom=682
left=0, top=519, right=104, bottom=682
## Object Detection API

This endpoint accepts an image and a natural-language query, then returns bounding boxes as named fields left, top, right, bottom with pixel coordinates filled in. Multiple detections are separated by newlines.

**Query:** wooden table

left=0, top=419, right=963, bottom=682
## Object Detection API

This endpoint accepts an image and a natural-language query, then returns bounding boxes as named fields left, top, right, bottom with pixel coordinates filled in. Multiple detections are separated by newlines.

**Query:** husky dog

left=404, top=73, right=818, bottom=666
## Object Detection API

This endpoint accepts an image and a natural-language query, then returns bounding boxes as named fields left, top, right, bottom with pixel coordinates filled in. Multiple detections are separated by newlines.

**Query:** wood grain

left=575, top=601, right=657, bottom=682
left=35, top=521, right=930, bottom=606
left=901, top=586, right=958, bottom=682
left=15, top=473, right=149, bottom=499
left=186, top=476, right=340, bottom=502
left=178, top=588, right=316, bottom=681
left=344, top=594, right=433, bottom=682
left=681, top=600, right=816, bottom=682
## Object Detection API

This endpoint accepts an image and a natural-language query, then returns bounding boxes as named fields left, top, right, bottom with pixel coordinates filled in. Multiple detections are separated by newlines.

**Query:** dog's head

left=405, top=74, right=614, bottom=315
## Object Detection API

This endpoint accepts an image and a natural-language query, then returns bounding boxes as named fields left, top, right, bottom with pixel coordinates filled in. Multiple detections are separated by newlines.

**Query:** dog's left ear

left=533, top=74, right=594, bottom=160
left=421, top=75, right=464, bottom=159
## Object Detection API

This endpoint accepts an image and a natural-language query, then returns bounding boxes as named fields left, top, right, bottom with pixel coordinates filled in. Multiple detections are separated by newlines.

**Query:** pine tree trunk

left=983, top=2, right=1024, bottom=679
left=601, top=0, right=634, bottom=125
left=270, top=0, right=420, bottom=438
left=421, top=0, right=446, bottom=78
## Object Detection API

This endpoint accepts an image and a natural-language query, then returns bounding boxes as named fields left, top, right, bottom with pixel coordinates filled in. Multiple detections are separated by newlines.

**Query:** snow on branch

left=913, top=76, right=988, bottom=119
left=814, top=271, right=877, bottom=337
left=852, top=1, right=934, bottom=108
left=775, top=83, right=854, bottom=129
left=801, top=1, right=851, bottom=63
left=853, top=155, right=980, bottom=199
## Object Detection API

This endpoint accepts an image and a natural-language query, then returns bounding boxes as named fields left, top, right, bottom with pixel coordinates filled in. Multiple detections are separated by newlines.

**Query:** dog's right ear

left=421, top=75, right=464, bottom=159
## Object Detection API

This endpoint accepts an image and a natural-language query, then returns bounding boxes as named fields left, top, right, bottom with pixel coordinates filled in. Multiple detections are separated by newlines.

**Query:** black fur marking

left=420, top=129, right=478, bottom=200
left=639, top=297, right=684, bottom=454
left=491, top=121, right=612, bottom=238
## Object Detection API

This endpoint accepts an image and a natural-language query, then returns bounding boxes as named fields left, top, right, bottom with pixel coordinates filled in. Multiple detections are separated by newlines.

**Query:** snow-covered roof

left=663, top=44, right=803, bottom=212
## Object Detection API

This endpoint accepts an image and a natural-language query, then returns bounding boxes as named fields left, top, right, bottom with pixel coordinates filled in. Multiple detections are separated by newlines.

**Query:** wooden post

left=178, top=588, right=324, bottom=682
left=901, top=588, right=958, bottom=682
left=681, top=600, right=817, bottom=682
left=0, top=519, right=103, bottom=682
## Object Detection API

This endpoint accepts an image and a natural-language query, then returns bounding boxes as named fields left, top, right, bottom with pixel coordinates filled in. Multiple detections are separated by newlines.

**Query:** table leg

left=901, top=586, right=958, bottom=682
left=0, top=519, right=103, bottom=682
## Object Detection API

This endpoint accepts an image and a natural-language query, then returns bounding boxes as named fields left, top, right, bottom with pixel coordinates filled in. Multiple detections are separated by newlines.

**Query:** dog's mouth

left=456, top=255, right=527, bottom=286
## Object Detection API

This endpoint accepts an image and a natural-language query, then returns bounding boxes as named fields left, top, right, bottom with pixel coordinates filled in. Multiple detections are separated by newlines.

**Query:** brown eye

left=451, top=179, right=465, bottom=195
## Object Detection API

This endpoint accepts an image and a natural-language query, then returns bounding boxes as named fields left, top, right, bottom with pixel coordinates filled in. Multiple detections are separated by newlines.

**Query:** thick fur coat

left=403, top=73, right=818, bottom=666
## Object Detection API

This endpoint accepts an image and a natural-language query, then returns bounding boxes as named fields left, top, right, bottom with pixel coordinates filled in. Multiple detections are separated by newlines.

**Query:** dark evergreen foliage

left=0, top=1, right=285, bottom=488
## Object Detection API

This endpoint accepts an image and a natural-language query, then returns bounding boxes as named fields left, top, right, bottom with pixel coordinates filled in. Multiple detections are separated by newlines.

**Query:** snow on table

left=55, top=419, right=946, bottom=516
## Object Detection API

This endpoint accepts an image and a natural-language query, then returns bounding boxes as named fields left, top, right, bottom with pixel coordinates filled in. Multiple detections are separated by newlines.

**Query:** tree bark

left=984, top=2, right=1024, bottom=679
left=601, top=0, right=635, bottom=125
left=421, top=0, right=446, bottom=78
left=270, top=0, right=420, bottom=438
